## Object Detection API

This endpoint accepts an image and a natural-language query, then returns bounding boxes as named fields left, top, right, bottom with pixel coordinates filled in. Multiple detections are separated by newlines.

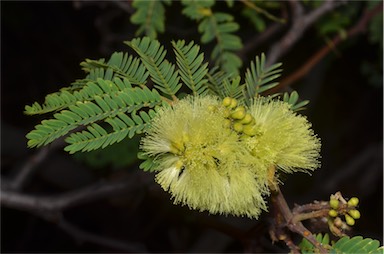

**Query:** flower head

left=140, top=95, right=321, bottom=218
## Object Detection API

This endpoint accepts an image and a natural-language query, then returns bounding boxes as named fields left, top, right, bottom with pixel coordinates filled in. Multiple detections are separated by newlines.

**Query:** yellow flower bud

left=231, top=107, right=246, bottom=120
left=233, top=122, right=243, bottom=132
left=222, top=97, right=232, bottom=107
left=239, top=113, right=253, bottom=124
left=243, top=124, right=259, bottom=137
left=348, top=197, right=359, bottom=207
left=229, top=98, right=237, bottom=108
left=328, top=209, right=338, bottom=217
left=348, top=209, right=361, bottom=219
left=345, top=214, right=355, bottom=226
left=330, top=199, right=339, bottom=209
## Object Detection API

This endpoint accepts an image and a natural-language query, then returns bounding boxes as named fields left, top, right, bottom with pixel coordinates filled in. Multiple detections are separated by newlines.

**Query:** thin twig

left=240, top=0, right=287, bottom=24
left=272, top=1, right=383, bottom=93
left=0, top=178, right=138, bottom=213
left=271, top=186, right=328, bottom=253
left=266, top=0, right=346, bottom=67
left=57, top=214, right=147, bottom=252
left=5, top=139, right=66, bottom=191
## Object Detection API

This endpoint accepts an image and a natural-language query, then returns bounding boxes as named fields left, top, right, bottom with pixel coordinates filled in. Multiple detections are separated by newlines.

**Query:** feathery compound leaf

left=65, top=110, right=156, bottom=154
left=299, top=233, right=331, bottom=254
left=25, top=77, right=134, bottom=115
left=282, top=90, right=310, bottom=112
left=172, top=40, right=209, bottom=96
left=181, top=1, right=243, bottom=75
left=207, top=66, right=232, bottom=96
left=198, top=12, right=243, bottom=75
left=130, top=0, right=171, bottom=39
left=220, top=76, right=244, bottom=101
left=244, top=53, right=282, bottom=105
left=181, top=0, right=214, bottom=20
left=26, top=86, right=162, bottom=149
left=127, top=37, right=181, bottom=98
left=80, top=52, right=149, bottom=86
left=330, top=236, right=383, bottom=254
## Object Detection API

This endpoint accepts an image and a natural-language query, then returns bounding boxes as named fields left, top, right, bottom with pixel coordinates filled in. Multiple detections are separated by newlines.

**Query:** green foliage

left=130, top=0, right=171, bottom=39
left=282, top=90, right=310, bottom=112
left=26, top=79, right=161, bottom=152
left=64, top=110, right=156, bottom=154
left=172, top=40, right=209, bottom=96
left=299, top=234, right=384, bottom=254
left=127, top=37, right=182, bottom=98
left=25, top=36, right=286, bottom=157
left=137, top=151, right=159, bottom=172
left=73, top=136, right=140, bottom=169
left=331, top=236, right=383, bottom=254
left=80, top=52, right=149, bottom=86
left=181, top=0, right=243, bottom=75
left=243, top=53, right=282, bottom=105
left=242, top=8, right=266, bottom=32
left=312, top=1, right=360, bottom=38
left=299, top=233, right=331, bottom=254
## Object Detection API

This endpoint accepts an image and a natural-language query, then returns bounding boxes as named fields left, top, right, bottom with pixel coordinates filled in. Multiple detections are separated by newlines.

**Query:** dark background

left=1, top=1, right=383, bottom=252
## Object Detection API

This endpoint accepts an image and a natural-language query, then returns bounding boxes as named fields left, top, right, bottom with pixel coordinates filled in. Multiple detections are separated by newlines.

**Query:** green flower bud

left=229, top=98, right=237, bottom=109
left=345, top=214, right=355, bottom=226
left=348, top=197, right=359, bottom=207
left=239, top=113, right=253, bottom=124
left=330, top=199, right=339, bottom=209
left=243, top=125, right=259, bottom=137
left=328, top=209, right=338, bottom=217
left=348, top=209, right=361, bottom=219
left=233, top=122, right=243, bottom=132
left=222, top=97, right=232, bottom=107
left=231, top=107, right=246, bottom=120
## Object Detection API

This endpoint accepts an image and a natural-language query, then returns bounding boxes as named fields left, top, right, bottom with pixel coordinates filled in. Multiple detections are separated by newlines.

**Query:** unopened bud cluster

left=328, top=193, right=361, bottom=230
left=222, top=97, right=260, bottom=137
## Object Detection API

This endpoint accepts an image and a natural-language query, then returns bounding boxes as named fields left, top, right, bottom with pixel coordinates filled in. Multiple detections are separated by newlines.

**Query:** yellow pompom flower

left=141, top=96, right=270, bottom=218
left=140, top=95, right=321, bottom=218
left=246, top=98, right=321, bottom=176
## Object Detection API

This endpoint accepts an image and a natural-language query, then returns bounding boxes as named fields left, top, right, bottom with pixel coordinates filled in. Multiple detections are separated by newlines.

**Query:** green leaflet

left=172, top=40, right=209, bottom=96
left=130, top=0, right=171, bottom=39
left=181, top=1, right=243, bottom=75
left=24, top=50, right=151, bottom=115
left=25, top=37, right=284, bottom=154
left=330, top=236, right=383, bottom=254
left=25, top=77, right=133, bottom=115
left=244, top=53, right=282, bottom=105
left=26, top=86, right=162, bottom=148
left=127, top=37, right=182, bottom=98
left=64, top=110, right=156, bottom=154
left=80, top=52, right=149, bottom=86
left=282, top=90, right=310, bottom=112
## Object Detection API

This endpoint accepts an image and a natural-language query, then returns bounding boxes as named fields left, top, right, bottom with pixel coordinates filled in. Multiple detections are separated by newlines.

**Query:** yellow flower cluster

left=140, top=95, right=321, bottom=218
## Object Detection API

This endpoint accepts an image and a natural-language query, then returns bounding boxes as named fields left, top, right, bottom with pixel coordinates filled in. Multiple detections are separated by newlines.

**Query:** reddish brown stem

left=271, top=186, right=328, bottom=253
left=271, top=1, right=383, bottom=93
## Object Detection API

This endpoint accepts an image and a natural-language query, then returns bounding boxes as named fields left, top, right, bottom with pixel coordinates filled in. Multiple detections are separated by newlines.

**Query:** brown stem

left=271, top=1, right=383, bottom=93
left=266, top=0, right=345, bottom=67
left=271, top=186, right=328, bottom=253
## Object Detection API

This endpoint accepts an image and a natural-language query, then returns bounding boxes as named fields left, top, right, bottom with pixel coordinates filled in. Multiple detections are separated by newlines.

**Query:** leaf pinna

left=25, top=37, right=287, bottom=159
